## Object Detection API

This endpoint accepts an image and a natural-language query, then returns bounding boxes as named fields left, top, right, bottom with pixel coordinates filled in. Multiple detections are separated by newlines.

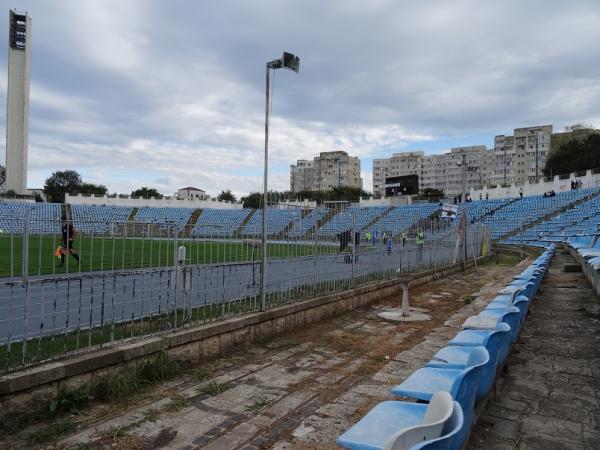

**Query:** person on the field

left=416, top=229, right=425, bottom=259
left=59, top=215, right=80, bottom=267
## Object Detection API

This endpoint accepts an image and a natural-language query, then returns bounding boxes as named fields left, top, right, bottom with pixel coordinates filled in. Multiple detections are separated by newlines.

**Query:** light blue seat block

left=337, top=400, right=464, bottom=450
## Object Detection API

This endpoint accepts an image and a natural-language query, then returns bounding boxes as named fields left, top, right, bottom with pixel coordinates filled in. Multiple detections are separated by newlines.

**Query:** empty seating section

left=288, top=207, right=328, bottom=238
left=477, top=188, right=596, bottom=241
left=241, top=209, right=302, bottom=236
left=0, top=202, right=61, bottom=234
left=368, top=203, right=439, bottom=236
left=501, top=193, right=600, bottom=246
left=317, top=206, right=389, bottom=236
left=134, top=207, right=195, bottom=232
left=71, top=205, right=132, bottom=234
left=2, top=188, right=599, bottom=243
left=191, top=209, right=252, bottom=237
left=433, top=199, right=512, bottom=238
left=337, top=246, right=555, bottom=450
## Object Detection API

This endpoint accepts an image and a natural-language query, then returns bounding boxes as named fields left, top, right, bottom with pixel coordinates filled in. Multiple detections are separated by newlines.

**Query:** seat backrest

left=383, top=391, right=453, bottom=450
left=452, top=347, right=489, bottom=409
left=410, top=401, right=464, bottom=450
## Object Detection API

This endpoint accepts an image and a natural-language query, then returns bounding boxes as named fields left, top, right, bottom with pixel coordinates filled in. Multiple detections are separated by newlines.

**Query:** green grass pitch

left=0, top=234, right=336, bottom=278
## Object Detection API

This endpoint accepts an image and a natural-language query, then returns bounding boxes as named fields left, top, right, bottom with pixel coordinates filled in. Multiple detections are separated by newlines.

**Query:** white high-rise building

left=373, top=146, right=493, bottom=197
left=5, top=10, right=31, bottom=195
left=492, top=125, right=552, bottom=185
left=373, top=151, right=423, bottom=196
left=290, top=151, right=362, bottom=193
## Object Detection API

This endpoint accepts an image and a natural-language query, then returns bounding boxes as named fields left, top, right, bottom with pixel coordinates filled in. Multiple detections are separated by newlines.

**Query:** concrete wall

left=65, top=193, right=241, bottom=209
left=0, top=258, right=481, bottom=418
left=470, top=169, right=600, bottom=200
left=359, top=196, right=411, bottom=207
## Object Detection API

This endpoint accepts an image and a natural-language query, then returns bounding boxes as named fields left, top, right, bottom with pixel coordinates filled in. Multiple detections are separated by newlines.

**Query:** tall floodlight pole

left=261, top=52, right=300, bottom=311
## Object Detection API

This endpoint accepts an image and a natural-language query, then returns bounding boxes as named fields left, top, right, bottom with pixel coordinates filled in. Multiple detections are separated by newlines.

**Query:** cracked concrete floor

left=22, top=258, right=529, bottom=450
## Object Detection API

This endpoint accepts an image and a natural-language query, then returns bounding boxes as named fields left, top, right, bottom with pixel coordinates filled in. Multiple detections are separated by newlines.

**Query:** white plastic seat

left=383, top=391, right=454, bottom=450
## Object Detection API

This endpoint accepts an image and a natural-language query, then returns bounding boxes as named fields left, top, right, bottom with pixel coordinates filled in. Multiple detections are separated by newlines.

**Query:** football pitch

left=0, top=234, right=337, bottom=278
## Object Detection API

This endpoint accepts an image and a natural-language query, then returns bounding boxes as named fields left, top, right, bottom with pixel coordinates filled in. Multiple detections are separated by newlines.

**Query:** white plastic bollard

left=177, top=245, right=186, bottom=266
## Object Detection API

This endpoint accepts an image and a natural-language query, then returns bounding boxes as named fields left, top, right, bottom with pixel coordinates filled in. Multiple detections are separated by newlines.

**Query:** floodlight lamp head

left=282, top=52, right=300, bottom=73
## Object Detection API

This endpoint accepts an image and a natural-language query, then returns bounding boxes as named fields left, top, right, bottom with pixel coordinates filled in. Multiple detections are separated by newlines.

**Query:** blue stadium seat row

left=500, top=193, right=600, bottom=246
left=191, top=208, right=253, bottom=237
left=71, top=205, right=132, bottom=234
left=241, top=209, right=302, bottom=236
left=134, top=207, right=195, bottom=232
left=288, top=207, right=328, bottom=238
left=337, top=247, right=555, bottom=450
left=477, top=188, right=598, bottom=241
left=368, top=204, right=439, bottom=236
left=0, top=202, right=61, bottom=234
left=317, top=206, right=390, bottom=236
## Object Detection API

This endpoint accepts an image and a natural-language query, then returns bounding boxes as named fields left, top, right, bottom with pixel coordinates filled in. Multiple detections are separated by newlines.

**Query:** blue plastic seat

left=478, top=307, right=521, bottom=343
left=337, top=392, right=463, bottom=450
left=425, top=345, right=498, bottom=403
left=449, top=323, right=511, bottom=367
left=391, top=347, right=489, bottom=449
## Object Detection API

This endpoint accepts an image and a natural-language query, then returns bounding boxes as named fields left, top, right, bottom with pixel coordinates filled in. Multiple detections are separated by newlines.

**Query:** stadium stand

left=240, top=209, right=302, bottom=236
left=317, top=206, right=389, bottom=236
left=134, top=207, right=195, bottom=232
left=191, top=208, right=253, bottom=237
left=71, top=204, right=133, bottom=234
left=501, top=192, right=600, bottom=246
left=477, top=188, right=598, bottom=241
left=0, top=202, right=61, bottom=234
left=287, top=207, right=328, bottom=238
left=368, top=203, right=439, bottom=236
left=337, top=246, right=555, bottom=450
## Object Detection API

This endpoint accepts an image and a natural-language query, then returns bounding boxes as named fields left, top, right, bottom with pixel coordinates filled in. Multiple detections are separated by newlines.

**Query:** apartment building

left=492, top=125, right=552, bottom=185
left=373, top=146, right=493, bottom=197
left=289, top=159, right=314, bottom=193
left=290, top=151, right=362, bottom=193
left=372, top=151, right=423, bottom=196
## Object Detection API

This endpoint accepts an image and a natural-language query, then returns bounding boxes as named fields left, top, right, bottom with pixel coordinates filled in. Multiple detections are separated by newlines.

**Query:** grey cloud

left=2, top=0, right=599, bottom=197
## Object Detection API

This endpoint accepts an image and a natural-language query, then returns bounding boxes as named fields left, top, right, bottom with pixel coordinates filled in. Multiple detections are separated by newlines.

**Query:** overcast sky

left=1, top=0, right=599, bottom=198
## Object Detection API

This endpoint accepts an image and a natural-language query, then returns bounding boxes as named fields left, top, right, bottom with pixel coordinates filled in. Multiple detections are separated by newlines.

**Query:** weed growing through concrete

left=244, top=394, right=270, bottom=414
left=25, top=421, right=77, bottom=445
left=164, top=395, right=191, bottom=412
left=196, top=381, right=232, bottom=397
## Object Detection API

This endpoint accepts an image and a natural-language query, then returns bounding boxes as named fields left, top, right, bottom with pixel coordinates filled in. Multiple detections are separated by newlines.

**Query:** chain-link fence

left=0, top=206, right=490, bottom=372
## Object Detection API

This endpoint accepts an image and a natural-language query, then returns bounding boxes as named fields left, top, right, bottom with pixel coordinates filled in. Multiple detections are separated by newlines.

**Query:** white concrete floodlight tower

left=260, top=52, right=300, bottom=311
left=5, top=10, right=31, bottom=195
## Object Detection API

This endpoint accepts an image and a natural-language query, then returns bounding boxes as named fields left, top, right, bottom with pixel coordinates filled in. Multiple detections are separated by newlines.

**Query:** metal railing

left=0, top=211, right=490, bottom=372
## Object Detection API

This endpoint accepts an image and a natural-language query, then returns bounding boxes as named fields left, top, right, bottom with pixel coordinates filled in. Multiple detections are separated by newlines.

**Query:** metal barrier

left=0, top=210, right=490, bottom=372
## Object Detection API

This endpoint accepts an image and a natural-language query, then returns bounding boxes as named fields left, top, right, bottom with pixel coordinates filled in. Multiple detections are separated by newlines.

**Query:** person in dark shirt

left=59, top=215, right=80, bottom=267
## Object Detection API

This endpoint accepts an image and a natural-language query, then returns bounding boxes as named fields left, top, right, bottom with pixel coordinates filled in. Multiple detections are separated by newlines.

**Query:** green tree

left=241, top=192, right=263, bottom=209
left=78, top=182, right=108, bottom=196
left=131, top=187, right=162, bottom=198
left=43, top=170, right=83, bottom=203
left=544, top=133, right=600, bottom=177
left=217, top=190, right=236, bottom=202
